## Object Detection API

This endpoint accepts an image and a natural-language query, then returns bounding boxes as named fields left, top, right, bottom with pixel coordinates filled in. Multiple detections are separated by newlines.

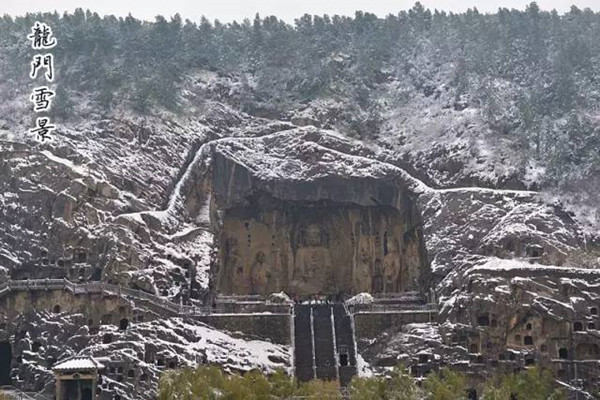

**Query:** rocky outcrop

left=204, top=128, right=430, bottom=296
left=0, top=97, right=594, bottom=397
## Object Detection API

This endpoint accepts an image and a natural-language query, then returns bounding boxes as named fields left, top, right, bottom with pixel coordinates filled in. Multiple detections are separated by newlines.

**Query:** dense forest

left=0, top=3, right=599, bottom=201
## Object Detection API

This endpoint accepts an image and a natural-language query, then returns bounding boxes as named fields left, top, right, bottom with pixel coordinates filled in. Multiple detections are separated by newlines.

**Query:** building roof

left=53, top=356, right=104, bottom=373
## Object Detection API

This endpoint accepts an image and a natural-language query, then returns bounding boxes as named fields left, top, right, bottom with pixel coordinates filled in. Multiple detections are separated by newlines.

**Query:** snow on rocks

left=346, top=293, right=374, bottom=306
left=267, top=292, right=293, bottom=304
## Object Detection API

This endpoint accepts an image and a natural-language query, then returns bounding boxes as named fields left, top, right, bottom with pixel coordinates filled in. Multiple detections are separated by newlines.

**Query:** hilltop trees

left=1, top=3, right=599, bottom=202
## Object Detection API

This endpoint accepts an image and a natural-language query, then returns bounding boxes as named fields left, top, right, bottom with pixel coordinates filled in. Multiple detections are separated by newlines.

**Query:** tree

left=350, top=366, right=419, bottom=400
left=387, top=366, right=420, bottom=399
left=482, top=367, right=565, bottom=400
left=158, top=365, right=342, bottom=399
left=158, top=365, right=227, bottom=400
left=422, top=368, right=468, bottom=400
left=297, top=379, right=342, bottom=399
left=50, top=85, right=75, bottom=120
left=349, top=374, right=387, bottom=399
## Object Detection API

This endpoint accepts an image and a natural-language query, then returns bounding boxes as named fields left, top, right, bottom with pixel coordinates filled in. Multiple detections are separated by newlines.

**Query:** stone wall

left=0, top=290, right=140, bottom=328
left=354, top=311, right=436, bottom=339
left=195, top=314, right=292, bottom=345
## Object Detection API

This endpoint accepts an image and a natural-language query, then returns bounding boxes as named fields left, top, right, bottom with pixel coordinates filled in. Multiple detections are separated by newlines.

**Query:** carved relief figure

left=353, top=246, right=372, bottom=293
left=224, top=238, right=246, bottom=293
left=291, top=224, right=333, bottom=293
left=250, top=251, right=270, bottom=294
left=383, top=235, right=401, bottom=292
left=383, top=260, right=398, bottom=292
left=371, top=259, right=383, bottom=293
left=219, top=204, right=423, bottom=296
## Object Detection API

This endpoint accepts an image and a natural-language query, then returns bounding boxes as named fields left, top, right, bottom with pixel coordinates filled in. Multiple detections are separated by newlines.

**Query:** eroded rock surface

left=0, top=100, right=597, bottom=397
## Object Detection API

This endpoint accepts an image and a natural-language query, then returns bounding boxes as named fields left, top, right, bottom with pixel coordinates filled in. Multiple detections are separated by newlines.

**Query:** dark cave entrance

left=0, top=341, right=12, bottom=385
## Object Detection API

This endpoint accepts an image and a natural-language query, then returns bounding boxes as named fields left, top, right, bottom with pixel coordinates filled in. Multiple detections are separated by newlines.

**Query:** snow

left=140, top=318, right=291, bottom=373
left=268, top=292, right=293, bottom=304
left=53, top=356, right=104, bottom=372
left=346, top=293, right=374, bottom=305
left=356, top=353, right=374, bottom=377
left=213, top=127, right=429, bottom=194
left=0, top=64, right=596, bottom=396
left=40, top=150, right=88, bottom=176
left=467, top=257, right=600, bottom=276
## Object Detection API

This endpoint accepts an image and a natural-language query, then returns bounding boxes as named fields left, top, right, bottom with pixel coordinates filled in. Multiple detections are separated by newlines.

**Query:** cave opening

left=76, top=252, right=87, bottom=263
left=477, top=315, right=489, bottom=326
left=91, top=268, right=102, bottom=281
left=558, top=348, right=568, bottom=359
left=102, top=334, right=112, bottom=344
left=119, top=318, right=129, bottom=331
left=0, top=342, right=11, bottom=385
left=525, top=358, right=535, bottom=366
left=469, top=343, right=479, bottom=354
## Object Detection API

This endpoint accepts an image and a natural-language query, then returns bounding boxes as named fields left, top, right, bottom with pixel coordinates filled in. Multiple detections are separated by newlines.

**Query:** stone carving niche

left=217, top=199, right=426, bottom=296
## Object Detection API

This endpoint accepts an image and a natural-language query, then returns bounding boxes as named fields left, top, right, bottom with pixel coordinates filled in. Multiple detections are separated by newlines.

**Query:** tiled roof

left=53, top=356, right=104, bottom=372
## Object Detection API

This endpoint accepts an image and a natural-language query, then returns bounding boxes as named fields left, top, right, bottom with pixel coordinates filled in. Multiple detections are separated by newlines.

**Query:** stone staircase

left=293, top=305, right=315, bottom=382
left=313, top=305, right=337, bottom=381
left=332, top=304, right=358, bottom=387
left=293, top=304, right=357, bottom=387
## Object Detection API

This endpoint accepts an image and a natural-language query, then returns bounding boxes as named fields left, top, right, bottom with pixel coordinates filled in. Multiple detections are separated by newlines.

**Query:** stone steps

left=313, top=305, right=336, bottom=381
left=332, top=304, right=357, bottom=387
left=293, top=304, right=357, bottom=387
left=294, top=305, right=315, bottom=382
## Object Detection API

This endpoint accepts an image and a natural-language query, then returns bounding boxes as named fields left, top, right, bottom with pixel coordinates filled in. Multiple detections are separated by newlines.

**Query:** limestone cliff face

left=204, top=128, right=430, bottom=296
left=218, top=201, right=424, bottom=296
left=0, top=96, right=595, bottom=397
